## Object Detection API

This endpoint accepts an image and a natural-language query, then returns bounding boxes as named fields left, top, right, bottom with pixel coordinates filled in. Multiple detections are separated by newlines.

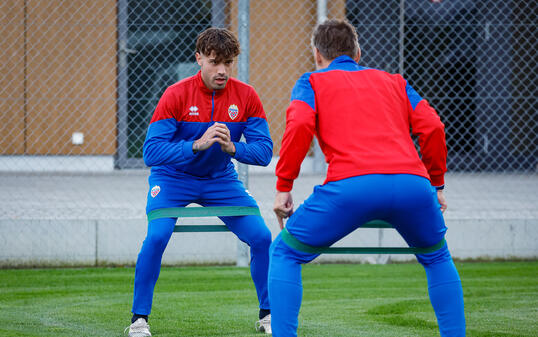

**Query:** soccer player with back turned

left=270, top=19, right=466, bottom=336
left=126, top=28, right=273, bottom=336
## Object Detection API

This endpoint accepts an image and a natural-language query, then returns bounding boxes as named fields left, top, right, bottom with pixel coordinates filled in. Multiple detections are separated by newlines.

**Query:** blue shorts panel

left=198, top=176, right=258, bottom=208
left=285, top=174, right=446, bottom=250
left=145, top=174, right=200, bottom=213
left=145, top=173, right=258, bottom=213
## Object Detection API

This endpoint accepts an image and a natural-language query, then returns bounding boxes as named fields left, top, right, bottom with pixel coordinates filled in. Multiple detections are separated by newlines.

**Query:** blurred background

left=0, top=0, right=536, bottom=267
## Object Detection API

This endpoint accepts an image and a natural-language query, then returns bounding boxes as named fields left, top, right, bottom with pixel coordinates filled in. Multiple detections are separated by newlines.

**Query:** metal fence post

left=236, top=0, right=250, bottom=267
left=399, top=0, right=405, bottom=75
left=116, top=0, right=129, bottom=168
left=313, top=0, right=327, bottom=174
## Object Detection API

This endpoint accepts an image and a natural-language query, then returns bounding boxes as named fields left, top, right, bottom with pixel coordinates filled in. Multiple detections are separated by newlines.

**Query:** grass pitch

left=0, top=261, right=536, bottom=336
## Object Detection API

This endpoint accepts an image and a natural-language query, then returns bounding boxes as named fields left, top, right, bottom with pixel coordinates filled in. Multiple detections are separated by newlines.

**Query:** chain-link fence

left=0, top=0, right=536, bottom=266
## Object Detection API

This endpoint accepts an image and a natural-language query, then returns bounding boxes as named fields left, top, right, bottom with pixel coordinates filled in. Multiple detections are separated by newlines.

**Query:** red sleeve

left=150, top=87, right=179, bottom=124
left=275, top=100, right=316, bottom=191
left=410, top=99, right=447, bottom=186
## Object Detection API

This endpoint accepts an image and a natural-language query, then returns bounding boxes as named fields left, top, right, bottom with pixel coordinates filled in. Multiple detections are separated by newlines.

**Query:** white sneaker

left=125, top=318, right=152, bottom=337
left=255, top=314, right=272, bottom=334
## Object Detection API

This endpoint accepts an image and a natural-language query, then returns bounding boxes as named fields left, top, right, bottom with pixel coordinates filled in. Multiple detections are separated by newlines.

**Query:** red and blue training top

left=144, top=71, right=273, bottom=179
left=276, top=55, right=447, bottom=192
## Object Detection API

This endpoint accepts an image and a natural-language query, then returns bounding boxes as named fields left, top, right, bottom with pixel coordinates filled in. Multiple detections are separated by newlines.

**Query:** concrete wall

left=1, top=171, right=536, bottom=267
left=1, top=217, right=536, bottom=268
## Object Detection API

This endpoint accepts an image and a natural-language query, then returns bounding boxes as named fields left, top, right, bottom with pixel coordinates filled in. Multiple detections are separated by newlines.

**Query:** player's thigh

left=221, top=213, right=271, bottom=246
left=199, top=178, right=269, bottom=244
left=145, top=173, right=200, bottom=213
left=144, top=175, right=199, bottom=244
left=285, top=175, right=393, bottom=247
left=199, top=176, right=258, bottom=207
left=145, top=217, right=177, bottom=246
left=388, top=174, right=446, bottom=248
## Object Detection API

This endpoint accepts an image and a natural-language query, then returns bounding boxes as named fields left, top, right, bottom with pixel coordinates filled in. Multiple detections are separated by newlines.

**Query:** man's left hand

left=213, top=122, right=236, bottom=156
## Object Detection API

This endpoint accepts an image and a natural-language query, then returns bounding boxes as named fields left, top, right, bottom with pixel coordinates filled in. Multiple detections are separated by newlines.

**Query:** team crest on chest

left=228, top=104, right=239, bottom=120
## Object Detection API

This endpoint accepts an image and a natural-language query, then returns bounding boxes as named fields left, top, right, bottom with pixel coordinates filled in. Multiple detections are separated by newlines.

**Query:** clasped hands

left=193, top=122, right=236, bottom=156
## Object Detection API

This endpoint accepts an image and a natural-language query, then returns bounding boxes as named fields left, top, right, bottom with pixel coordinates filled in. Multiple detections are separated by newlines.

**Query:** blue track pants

left=268, top=174, right=465, bottom=336
left=132, top=173, right=271, bottom=315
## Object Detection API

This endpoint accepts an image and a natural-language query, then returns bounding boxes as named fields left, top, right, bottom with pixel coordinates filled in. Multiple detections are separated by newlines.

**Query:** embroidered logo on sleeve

left=228, top=104, right=239, bottom=120
left=150, top=185, right=161, bottom=198
left=189, top=106, right=199, bottom=116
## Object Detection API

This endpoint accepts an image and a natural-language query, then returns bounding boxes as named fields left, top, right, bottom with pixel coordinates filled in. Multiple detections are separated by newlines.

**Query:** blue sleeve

left=233, top=117, right=273, bottom=166
left=290, top=73, right=315, bottom=110
left=142, top=118, right=196, bottom=167
left=405, top=81, right=424, bottom=110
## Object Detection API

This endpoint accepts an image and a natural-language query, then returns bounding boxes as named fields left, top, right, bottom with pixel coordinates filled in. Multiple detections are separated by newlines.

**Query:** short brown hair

left=195, top=28, right=240, bottom=63
left=311, top=19, right=359, bottom=60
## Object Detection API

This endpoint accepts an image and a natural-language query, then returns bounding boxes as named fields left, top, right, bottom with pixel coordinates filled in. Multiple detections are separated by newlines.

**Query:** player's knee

left=269, top=234, right=317, bottom=264
left=250, top=225, right=272, bottom=250
left=144, top=231, right=171, bottom=251
left=416, top=243, right=452, bottom=266
left=269, top=236, right=288, bottom=264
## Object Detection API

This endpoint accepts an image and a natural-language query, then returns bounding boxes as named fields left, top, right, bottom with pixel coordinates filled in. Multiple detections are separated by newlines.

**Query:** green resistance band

left=147, top=206, right=261, bottom=222
left=147, top=206, right=261, bottom=232
left=281, top=227, right=446, bottom=255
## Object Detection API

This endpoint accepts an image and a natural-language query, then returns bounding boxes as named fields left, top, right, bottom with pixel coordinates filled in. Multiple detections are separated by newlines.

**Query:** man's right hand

left=437, top=190, right=447, bottom=213
left=193, top=122, right=232, bottom=153
left=274, top=191, right=294, bottom=230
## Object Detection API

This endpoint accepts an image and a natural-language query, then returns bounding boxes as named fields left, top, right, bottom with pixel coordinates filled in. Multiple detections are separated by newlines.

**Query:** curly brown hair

left=195, top=28, right=240, bottom=63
